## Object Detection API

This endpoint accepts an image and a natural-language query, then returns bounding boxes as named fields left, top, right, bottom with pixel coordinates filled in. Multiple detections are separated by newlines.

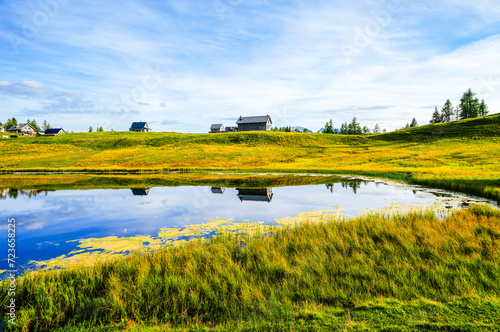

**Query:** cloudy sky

left=1, top=0, right=499, bottom=133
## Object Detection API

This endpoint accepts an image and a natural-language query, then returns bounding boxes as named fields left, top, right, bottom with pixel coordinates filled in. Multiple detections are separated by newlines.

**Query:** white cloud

left=1, top=0, right=499, bottom=132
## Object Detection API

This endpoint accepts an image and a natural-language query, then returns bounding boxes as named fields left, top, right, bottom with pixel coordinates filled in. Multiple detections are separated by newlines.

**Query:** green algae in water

left=30, top=195, right=485, bottom=272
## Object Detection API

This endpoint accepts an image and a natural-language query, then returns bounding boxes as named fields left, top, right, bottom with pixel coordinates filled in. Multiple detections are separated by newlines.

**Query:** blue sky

left=1, top=0, right=499, bottom=133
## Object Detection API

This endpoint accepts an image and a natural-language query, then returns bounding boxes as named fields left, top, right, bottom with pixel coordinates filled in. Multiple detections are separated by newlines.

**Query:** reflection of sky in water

left=0, top=181, right=489, bottom=267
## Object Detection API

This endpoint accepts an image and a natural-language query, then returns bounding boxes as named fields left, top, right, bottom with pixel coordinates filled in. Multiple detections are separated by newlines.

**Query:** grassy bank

left=0, top=173, right=352, bottom=191
left=1, top=114, right=500, bottom=202
left=2, top=205, right=500, bottom=331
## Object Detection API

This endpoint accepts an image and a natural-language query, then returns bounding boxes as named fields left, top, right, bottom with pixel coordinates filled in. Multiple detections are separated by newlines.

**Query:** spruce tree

left=324, top=119, right=334, bottom=134
left=340, top=122, right=348, bottom=135
left=441, top=99, right=454, bottom=122
left=478, top=99, right=488, bottom=117
left=459, top=88, right=479, bottom=119
left=349, top=117, right=361, bottom=135
left=454, top=106, right=461, bottom=121
left=430, top=107, right=442, bottom=124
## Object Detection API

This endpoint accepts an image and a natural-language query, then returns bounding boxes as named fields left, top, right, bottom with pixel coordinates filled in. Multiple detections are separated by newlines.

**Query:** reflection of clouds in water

left=2, top=181, right=497, bottom=270
left=36, top=241, right=59, bottom=248
left=24, top=220, right=49, bottom=230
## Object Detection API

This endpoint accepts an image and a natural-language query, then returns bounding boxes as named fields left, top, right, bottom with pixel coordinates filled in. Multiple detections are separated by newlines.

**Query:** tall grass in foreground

left=2, top=206, right=500, bottom=331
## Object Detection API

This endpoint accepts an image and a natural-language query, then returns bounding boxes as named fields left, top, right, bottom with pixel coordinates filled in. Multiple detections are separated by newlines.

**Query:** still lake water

left=0, top=178, right=495, bottom=273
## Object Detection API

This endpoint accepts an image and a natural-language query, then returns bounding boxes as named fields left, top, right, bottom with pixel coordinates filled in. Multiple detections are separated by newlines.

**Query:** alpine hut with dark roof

left=129, top=122, right=152, bottom=132
left=44, top=128, right=66, bottom=135
left=209, top=124, right=225, bottom=133
left=236, top=115, right=272, bottom=132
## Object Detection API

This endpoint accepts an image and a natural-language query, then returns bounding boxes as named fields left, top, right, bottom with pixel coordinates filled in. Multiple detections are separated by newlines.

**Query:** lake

left=0, top=175, right=495, bottom=275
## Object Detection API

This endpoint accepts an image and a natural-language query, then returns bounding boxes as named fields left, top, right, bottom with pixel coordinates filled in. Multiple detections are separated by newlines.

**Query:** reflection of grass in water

left=3, top=205, right=500, bottom=331
left=0, top=173, right=345, bottom=190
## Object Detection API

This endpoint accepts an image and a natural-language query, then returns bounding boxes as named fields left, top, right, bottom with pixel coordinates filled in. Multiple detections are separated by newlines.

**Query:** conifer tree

left=459, top=88, right=479, bottom=119
left=430, top=107, right=442, bottom=124
left=441, top=99, right=454, bottom=122
left=478, top=99, right=488, bottom=117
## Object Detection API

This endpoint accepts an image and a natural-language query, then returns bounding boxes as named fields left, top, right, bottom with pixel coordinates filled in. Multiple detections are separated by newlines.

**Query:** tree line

left=325, top=117, right=386, bottom=135
left=430, top=88, right=488, bottom=124
left=321, top=88, right=490, bottom=135
left=273, top=118, right=387, bottom=135
left=89, top=126, right=104, bottom=132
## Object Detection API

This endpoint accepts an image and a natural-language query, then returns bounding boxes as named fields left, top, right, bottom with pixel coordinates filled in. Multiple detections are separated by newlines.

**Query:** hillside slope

left=373, top=113, right=500, bottom=142
left=1, top=114, right=499, bottom=201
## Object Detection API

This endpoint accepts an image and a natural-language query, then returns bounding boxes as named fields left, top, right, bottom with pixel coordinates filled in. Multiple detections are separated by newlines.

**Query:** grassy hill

left=1, top=114, right=500, bottom=201
left=373, top=113, right=500, bottom=142
left=1, top=116, right=500, bottom=331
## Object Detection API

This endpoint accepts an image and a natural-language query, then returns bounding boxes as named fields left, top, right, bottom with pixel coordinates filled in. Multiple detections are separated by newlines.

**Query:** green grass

left=1, top=114, right=500, bottom=202
left=2, top=205, right=500, bottom=331
left=0, top=173, right=353, bottom=191
left=2, top=115, right=500, bottom=331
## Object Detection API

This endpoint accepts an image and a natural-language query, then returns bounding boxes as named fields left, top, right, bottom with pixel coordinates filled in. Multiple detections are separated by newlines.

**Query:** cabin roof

left=45, top=128, right=64, bottom=134
left=236, top=115, right=272, bottom=125
left=8, top=123, right=35, bottom=131
left=210, top=124, right=224, bottom=130
left=130, top=122, right=148, bottom=128
left=236, top=188, right=273, bottom=202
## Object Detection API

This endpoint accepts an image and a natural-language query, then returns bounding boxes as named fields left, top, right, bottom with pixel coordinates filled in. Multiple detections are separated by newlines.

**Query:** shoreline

left=2, top=205, right=500, bottom=331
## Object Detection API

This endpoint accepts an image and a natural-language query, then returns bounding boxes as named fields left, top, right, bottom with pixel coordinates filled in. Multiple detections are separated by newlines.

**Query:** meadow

left=1, top=205, right=500, bottom=331
left=1, top=114, right=500, bottom=331
left=1, top=114, right=500, bottom=202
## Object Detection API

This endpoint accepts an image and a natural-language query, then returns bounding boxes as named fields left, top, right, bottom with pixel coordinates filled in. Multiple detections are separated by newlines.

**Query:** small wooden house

left=224, top=126, right=238, bottom=132
left=236, top=188, right=273, bottom=203
left=7, top=123, right=36, bottom=135
left=129, top=122, right=152, bottom=132
left=211, top=187, right=226, bottom=194
left=131, top=188, right=151, bottom=196
left=210, top=124, right=225, bottom=133
left=236, top=115, right=272, bottom=132
left=44, top=128, right=66, bottom=135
